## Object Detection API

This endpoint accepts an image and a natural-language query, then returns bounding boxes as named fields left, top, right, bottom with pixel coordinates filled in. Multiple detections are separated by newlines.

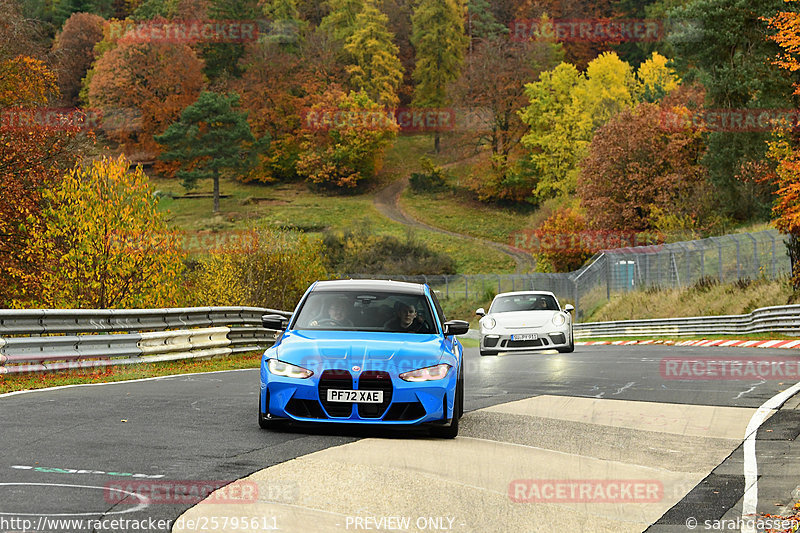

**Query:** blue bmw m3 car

left=259, top=279, right=470, bottom=438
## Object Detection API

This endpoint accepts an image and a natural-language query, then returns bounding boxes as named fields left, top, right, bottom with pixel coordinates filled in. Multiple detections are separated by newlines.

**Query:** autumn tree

left=319, top=0, right=363, bottom=44
left=0, top=125, right=85, bottom=306
left=87, top=31, right=205, bottom=158
left=344, top=0, right=403, bottom=107
left=455, top=36, right=563, bottom=202
left=577, top=101, right=710, bottom=233
left=297, top=88, right=398, bottom=190
left=520, top=51, right=673, bottom=203
left=262, top=0, right=307, bottom=51
left=764, top=1, right=800, bottom=289
left=636, top=51, right=680, bottom=102
left=411, top=0, right=468, bottom=152
left=0, top=0, right=45, bottom=61
left=19, top=157, right=186, bottom=309
left=187, top=228, right=327, bottom=309
left=156, top=91, right=259, bottom=213
left=532, top=206, right=595, bottom=272
left=51, top=12, right=106, bottom=106
left=0, top=56, right=58, bottom=106
left=519, top=62, right=591, bottom=201
left=767, top=136, right=800, bottom=289
left=233, top=28, right=344, bottom=182
left=670, top=0, right=795, bottom=220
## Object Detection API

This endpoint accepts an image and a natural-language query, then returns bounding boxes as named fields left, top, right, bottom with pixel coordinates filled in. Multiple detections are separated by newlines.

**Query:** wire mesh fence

left=341, top=229, right=791, bottom=322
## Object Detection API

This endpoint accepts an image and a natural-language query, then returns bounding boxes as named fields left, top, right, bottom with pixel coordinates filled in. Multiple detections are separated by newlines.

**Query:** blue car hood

left=272, top=330, right=447, bottom=375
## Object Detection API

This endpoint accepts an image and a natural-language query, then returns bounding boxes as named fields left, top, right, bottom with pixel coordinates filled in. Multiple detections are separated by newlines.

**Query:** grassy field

left=582, top=277, right=793, bottom=323
left=0, top=351, right=263, bottom=394
left=400, top=188, right=539, bottom=245
left=149, top=136, right=515, bottom=274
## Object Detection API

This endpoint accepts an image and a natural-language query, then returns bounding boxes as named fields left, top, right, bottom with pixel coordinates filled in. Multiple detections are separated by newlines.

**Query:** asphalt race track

left=1, top=345, right=799, bottom=532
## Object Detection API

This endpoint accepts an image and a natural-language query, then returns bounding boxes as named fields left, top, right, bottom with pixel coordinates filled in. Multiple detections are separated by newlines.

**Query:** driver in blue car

left=309, top=298, right=354, bottom=327
left=384, top=301, right=428, bottom=333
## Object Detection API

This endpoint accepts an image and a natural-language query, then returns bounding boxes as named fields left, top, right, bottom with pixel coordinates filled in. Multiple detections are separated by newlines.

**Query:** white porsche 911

left=476, top=291, right=574, bottom=356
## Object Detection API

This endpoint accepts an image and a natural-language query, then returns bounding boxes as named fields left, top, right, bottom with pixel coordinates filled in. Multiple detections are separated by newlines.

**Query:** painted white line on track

left=0, top=368, right=258, bottom=400
left=0, top=482, right=149, bottom=516
left=741, top=380, right=800, bottom=533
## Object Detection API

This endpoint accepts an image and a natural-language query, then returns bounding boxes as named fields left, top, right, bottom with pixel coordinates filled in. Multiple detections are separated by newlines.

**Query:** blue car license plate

left=326, top=389, right=384, bottom=403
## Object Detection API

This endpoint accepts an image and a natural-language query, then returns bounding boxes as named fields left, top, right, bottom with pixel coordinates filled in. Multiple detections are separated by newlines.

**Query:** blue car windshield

left=490, top=294, right=560, bottom=313
left=292, top=291, right=438, bottom=334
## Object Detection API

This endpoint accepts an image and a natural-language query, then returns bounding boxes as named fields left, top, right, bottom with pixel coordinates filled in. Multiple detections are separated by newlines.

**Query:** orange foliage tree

left=87, top=26, right=204, bottom=159
left=52, top=12, right=107, bottom=106
left=531, top=206, right=595, bottom=273
left=577, top=99, right=709, bottom=233
left=0, top=56, right=58, bottom=107
left=764, top=2, right=800, bottom=288
left=296, top=88, right=398, bottom=190
left=0, top=55, right=85, bottom=305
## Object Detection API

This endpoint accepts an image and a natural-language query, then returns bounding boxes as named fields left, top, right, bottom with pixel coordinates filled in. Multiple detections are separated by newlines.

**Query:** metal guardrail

left=0, top=307, right=292, bottom=375
left=574, top=304, right=800, bottom=339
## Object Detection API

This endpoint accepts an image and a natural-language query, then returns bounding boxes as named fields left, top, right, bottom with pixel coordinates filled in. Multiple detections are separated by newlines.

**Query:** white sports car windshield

left=490, top=294, right=560, bottom=313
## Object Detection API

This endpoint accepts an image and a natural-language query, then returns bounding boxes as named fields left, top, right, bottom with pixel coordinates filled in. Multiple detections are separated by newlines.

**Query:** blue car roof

left=312, top=279, right=427, bottom=295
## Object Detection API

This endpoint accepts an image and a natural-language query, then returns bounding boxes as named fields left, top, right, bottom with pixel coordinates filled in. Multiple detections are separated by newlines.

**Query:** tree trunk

left=213, top=170, right=220, bottom=214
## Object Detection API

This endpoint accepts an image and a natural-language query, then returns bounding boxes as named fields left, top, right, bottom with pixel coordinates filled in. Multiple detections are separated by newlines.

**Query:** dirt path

left=373, top=170, right=536, bottom=273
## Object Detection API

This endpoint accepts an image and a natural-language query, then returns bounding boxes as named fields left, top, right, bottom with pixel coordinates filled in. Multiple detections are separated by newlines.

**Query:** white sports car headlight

left=552, top=313, right=566, bottom=326
left=481, top=317, right=496, bottom=329
left=268, top=359, right=314, bottom=379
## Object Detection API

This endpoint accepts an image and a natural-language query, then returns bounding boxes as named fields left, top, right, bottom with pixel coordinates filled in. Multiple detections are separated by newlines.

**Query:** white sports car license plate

left=511, top=333, right=538, bottom=341
left=326, top=389, right=384, bottom=403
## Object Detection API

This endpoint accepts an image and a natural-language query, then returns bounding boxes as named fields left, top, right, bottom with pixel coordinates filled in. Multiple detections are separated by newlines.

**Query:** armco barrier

left=0, top=307, right=292, bottom=375
left=574, top=304, right=800, bottom=339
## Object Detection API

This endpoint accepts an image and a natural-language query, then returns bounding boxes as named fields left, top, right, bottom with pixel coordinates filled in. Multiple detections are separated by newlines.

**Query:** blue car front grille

left=356, top=371, right=393, bottom=419
left=318, top=369, right=354, bottom=417
left=316, top=369, right=395, bottom=419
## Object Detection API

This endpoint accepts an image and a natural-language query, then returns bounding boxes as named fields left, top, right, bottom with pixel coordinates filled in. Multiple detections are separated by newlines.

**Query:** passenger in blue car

left=383, top=301, right=430, bottom=333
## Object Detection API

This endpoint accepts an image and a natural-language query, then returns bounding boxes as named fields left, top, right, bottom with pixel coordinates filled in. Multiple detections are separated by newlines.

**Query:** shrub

left=321, top=225, right=456, bottom=275
left=409, top=157, right=448, bottom=192
left=186, top=228, right=328, bottom=310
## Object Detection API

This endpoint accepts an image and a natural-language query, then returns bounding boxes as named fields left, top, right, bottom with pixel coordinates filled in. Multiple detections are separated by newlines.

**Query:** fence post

left=464, top=275, right=469, bottom=300
left=770, top=232, right=777, bottom=279
left=746, top=233, right=757, bottom=279
left=699, top=242, right=705, bottom=280
left=718, top=240, right=723, bottom=282
left=736, top=237, right=742, bottom=280
left=574, top=277, right=580, bottom=322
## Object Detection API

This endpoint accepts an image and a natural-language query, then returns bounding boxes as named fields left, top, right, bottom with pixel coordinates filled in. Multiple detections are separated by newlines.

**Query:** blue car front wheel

left=430, top=368, right=463, bottom=439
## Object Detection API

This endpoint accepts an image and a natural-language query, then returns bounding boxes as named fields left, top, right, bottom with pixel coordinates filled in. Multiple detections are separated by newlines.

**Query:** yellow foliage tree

left=636, top=52, right=680, bottom=102
left=187, top=228, right=328, bottom=310
left=0, top=55, right=58, bottom=107
left=19, top=156, right=186, bottom=308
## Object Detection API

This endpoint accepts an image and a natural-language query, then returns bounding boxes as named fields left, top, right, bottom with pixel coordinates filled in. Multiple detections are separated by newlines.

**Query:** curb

left=576, top=339, right=800, bottom=349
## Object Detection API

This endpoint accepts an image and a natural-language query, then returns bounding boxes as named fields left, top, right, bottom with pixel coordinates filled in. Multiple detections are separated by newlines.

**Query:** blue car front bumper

left=260, top=365, right=457, bottom=425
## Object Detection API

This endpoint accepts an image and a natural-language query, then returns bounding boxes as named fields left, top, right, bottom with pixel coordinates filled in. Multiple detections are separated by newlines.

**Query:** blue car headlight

left=399, top=363, right=452, bottom=382
left=267, top=359, right=314, bottom=379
